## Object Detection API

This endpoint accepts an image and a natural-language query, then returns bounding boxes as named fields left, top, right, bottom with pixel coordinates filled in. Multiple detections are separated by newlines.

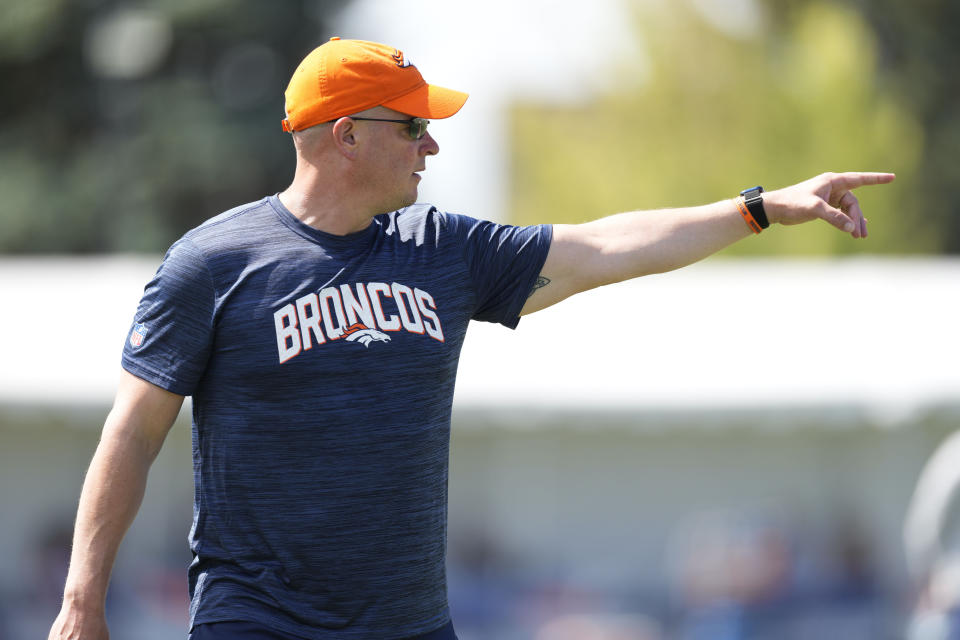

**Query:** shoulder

left=180, top=196, right=276, bottom=250
left=154, top=197, right=277, bottom=286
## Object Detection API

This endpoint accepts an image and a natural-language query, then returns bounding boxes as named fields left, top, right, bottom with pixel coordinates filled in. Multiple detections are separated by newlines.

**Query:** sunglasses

left=338, top=116, right=430, bottom=140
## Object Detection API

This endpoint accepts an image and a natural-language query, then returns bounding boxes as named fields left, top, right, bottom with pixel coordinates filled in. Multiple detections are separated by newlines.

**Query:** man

left=49, top=37, right=893, bottom=640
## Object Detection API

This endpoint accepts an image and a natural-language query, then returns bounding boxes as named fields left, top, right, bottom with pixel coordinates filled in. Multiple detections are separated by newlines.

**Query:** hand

left=764, top=172, right=896, bottom=239
left=48, top=603, right=109, bottom=640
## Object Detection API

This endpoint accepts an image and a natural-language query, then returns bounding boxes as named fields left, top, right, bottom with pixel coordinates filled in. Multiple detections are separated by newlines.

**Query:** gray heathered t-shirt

left=121, top=195, right=552, bottom=639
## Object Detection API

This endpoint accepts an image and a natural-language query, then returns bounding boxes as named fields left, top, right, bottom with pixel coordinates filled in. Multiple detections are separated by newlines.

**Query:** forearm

left=526, top=171, right=893, bottom=316
left=572, top=199, right=751, bottom=286
left=62, top=410, right=157, bottom=608
left=50, top=373, right=182, bottom=639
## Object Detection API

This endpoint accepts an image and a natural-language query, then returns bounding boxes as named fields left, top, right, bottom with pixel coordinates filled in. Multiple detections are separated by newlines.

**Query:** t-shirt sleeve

left=121, top=237, right=216, bottom=396
left=444, top=213, right=553, bottom=329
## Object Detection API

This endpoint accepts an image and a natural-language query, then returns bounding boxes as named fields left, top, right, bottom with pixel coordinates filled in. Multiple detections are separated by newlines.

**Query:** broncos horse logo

left=391, top=49, right=413, bottom=68
left=341, top=323, right=391, bottom=347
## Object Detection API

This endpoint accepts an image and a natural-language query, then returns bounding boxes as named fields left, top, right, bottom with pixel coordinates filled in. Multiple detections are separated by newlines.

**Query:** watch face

left=741, top=186, right=763, bottom=198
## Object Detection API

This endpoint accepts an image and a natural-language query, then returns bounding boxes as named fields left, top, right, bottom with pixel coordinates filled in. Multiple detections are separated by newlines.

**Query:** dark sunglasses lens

left=410, top=118, right=428, bottom=140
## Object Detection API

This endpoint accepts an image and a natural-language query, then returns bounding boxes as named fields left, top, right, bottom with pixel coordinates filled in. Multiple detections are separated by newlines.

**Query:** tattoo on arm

left=527, top=276, right=551, bottom=299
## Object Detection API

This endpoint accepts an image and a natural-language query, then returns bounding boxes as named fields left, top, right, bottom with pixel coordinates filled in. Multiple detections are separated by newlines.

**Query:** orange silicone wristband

left=735, top=196, right=762, bottom=234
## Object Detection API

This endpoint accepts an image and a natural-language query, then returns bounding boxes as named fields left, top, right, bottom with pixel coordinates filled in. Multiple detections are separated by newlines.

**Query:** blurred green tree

left=0, top=0, right=345, bottom=253
left=509, top=1, right=941, bottom=255
left=832, top=0, right=960, bottom=253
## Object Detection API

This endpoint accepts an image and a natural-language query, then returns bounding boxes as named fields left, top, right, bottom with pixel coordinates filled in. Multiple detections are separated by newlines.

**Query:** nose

left=420, top=131, right=439, bottom=157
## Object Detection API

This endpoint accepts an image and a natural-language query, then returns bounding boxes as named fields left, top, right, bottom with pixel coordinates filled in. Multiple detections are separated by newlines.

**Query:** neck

left=278, top=170, right=376, bottom=236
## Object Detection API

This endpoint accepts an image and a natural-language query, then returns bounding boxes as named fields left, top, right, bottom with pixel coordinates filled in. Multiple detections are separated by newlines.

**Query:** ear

left=330, top=117, right=360, bottom=160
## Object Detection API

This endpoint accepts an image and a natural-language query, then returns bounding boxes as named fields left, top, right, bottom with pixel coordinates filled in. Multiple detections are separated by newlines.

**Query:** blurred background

left=1, top=0, right=959, bottom=638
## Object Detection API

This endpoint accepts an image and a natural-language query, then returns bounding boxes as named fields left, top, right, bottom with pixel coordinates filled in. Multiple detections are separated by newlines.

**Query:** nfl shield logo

left=130, top=323, right=147, bottom=348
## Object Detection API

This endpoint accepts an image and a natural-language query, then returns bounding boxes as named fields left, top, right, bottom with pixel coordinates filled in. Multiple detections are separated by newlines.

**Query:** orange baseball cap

left=281, top=37, right=469, bottom=132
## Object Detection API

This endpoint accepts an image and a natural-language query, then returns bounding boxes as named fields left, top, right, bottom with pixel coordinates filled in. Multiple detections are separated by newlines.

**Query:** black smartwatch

left=739, top=186, right=770, bottom=229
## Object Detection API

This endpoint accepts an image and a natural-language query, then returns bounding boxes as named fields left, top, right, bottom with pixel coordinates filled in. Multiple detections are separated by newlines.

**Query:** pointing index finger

left=834, top=172, right=896, bottom=190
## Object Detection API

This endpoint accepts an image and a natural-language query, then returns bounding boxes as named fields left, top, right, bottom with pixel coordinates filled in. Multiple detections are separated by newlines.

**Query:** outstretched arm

left=49, top=370, right=184, bottom=640
left=521, top=172, right=895, bottom=316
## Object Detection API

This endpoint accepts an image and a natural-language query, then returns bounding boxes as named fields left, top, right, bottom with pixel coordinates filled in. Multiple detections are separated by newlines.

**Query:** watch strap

left=735, top=196, right=763, bottom=234
left=739, top=186, right=770, bottom=229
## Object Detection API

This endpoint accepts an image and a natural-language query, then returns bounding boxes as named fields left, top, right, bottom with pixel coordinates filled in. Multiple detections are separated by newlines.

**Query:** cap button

left=329, top=36, right=341, bottom=41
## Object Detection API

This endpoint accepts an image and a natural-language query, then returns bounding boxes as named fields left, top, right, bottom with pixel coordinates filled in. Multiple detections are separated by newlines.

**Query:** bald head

left=288, top=107, right=371, bottom=159
left=290, top=123, right=332, bottom=155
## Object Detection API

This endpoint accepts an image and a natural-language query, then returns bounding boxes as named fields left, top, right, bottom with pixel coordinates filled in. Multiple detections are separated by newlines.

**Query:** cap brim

left=382, top=83, right=468, bottom=119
